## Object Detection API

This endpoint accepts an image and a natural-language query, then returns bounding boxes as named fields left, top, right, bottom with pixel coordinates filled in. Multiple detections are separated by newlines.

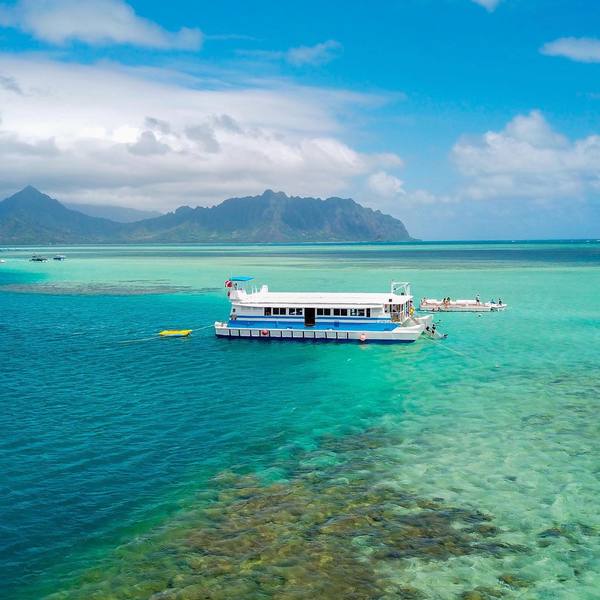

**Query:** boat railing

left=391, top=281, right=411, bottom=296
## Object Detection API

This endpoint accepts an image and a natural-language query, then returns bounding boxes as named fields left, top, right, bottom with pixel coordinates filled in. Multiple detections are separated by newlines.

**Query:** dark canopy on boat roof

left=230, top=276, right=254, bottom=281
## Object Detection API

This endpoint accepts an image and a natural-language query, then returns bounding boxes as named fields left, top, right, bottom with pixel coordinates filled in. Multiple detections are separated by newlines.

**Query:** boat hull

left=419, top=301, right=507, bottom=313
left=214, top=321, right=425, bottom=343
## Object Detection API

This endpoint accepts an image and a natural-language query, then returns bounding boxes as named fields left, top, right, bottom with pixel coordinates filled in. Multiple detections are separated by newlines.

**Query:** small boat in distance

left=215, top=277, right=437, bottom=343
left=419, top=297, right=507, bottom=312
left=30, top=255, right=48, bottom=262
left=53, top=255, right=66, bottom=261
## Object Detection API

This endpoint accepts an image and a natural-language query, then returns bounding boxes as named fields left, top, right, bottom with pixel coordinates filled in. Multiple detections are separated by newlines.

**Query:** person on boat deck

left=498, top=298, right=502, bottom=305
left=490, top=298, right=495, bottom=304
left=475, top=294, right=480, bottom=303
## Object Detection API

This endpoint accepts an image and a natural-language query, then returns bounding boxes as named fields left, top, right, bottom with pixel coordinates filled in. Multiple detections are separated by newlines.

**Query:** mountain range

left=0, top=186, right=413, bottom=244
left=63, top=203, right=162, bottom=223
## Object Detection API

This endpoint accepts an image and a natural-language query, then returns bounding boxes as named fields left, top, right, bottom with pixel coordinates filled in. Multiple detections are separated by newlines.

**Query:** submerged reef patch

left=46, top=429, right=529, bottom=600
left=0, top=282, right=195, bottom=296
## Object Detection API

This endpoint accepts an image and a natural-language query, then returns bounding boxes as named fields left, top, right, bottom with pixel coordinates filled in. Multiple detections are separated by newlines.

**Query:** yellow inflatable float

left=159, top=329, right=192, bottom=337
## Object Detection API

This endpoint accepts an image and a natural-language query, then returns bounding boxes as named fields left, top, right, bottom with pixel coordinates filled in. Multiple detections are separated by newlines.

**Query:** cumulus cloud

left=470, top=0, right=501, bottom=12
left=128, top=130, right=170, bottom=156
left=144, top=116, right=171, bottom=134
left=452, top=110, right=600, bottom=200
left=367, top=171, right=405, bottom=197
left=0, top=55, right=401, bottom=210
left=0, top=0, right=202, bottom=49
left=541, top=37, right=600, bottom=63
left=185, top=124, right=220, bottom=153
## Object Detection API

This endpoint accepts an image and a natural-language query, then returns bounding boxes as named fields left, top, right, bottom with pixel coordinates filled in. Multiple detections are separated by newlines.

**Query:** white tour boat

left=214, top=277, right=439, bottom=343
left=419, top=297, right=507, bottom=312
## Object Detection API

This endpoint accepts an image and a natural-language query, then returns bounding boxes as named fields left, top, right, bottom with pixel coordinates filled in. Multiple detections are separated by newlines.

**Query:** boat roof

left=236, top=291, right=411, bottom=307
left=230, top=275, right=254, bottom=281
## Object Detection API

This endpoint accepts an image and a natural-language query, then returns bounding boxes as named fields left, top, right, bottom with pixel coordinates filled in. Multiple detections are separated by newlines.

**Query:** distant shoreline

left=1, top=238, right=599, bottom=248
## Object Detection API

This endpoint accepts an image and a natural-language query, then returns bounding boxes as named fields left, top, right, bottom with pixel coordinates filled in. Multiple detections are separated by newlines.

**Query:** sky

left=0, top=0, right=599, bottom=239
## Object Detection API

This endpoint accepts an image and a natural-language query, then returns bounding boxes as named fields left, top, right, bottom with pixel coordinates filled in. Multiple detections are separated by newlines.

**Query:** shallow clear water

left=1, top=242, right=599, bottom=599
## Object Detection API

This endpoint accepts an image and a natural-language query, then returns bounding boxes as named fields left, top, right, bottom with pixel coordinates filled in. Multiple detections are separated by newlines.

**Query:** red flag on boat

left=225, top=279, right=233, bottom=288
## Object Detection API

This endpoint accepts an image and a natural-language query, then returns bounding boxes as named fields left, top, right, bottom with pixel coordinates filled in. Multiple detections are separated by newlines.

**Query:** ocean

left=1, top=241, right=599, bottom=599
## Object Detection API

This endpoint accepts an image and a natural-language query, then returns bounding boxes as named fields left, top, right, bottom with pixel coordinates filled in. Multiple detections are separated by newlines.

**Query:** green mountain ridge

left=0, top=186, right=414, bottom=243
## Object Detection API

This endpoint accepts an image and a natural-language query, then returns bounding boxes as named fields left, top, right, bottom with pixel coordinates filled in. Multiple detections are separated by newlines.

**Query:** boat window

left=333, top=308, right=341, bottom=316
left=349, top=308, right=357, bottom=316
left=317, top=308, right=331, bottom=316
left=340, top=309, right=348, bottom=316
left=288, top=307, right=303, bottom=316
left=273, top=307, right=286, bottom=316
left=264, top=307, right=272, bottom=316
left=366, top=308, right=371, bottom=318
left=357, top=309, right=366, bottom=317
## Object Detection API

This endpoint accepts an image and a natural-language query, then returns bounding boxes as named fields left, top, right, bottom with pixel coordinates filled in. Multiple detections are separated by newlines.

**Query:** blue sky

left=0, top=0, right=599, bottom=239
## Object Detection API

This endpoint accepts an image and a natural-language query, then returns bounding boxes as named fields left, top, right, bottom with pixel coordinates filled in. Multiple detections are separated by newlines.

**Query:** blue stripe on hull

left=227, top=319, right=400, bottom=332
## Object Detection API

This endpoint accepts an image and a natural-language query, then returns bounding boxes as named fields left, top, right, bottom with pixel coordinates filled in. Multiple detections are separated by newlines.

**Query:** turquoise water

left=1, top=242, right=599, bottom=599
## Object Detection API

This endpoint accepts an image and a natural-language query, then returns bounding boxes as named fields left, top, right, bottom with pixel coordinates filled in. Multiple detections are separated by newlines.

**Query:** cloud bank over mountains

left=0, top=55, right=400, bottom=209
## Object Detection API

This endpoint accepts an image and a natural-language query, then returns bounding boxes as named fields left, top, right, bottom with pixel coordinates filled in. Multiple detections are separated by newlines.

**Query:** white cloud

left=367, top=171, right=405, bottom=197
left=0, top=0, right=202, bottom=50
left=0, top=55, right=402, bottom=210
left=470, top=0, right=501, bottom=12
left=238, top=40, right=343, bottom=67
left=452, top=110, right=600, bottom=200
left=0, top=73, right=23, bottom=94
left=286, top=40, right=342, bottom=66
left=540, top=37, right=600, bottom=63
left=128, top=130, right=169, bottom=156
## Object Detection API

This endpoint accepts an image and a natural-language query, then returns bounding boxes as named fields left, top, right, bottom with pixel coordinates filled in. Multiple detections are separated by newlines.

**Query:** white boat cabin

left=225, top=278, right=415, bottom=326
